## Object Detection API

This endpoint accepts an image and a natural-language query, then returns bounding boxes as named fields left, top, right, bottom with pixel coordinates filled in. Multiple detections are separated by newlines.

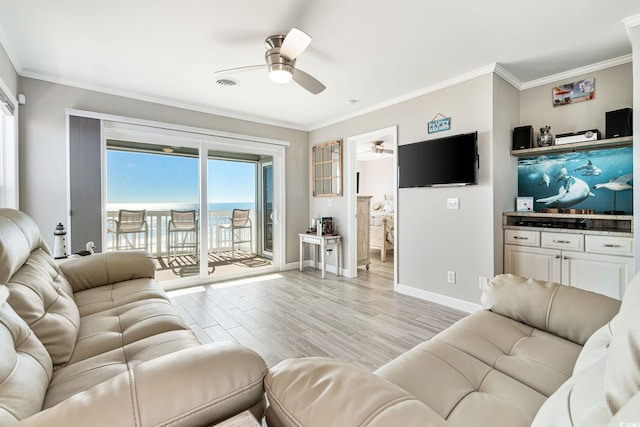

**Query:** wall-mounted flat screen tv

left=398, top=131, right=478, bottom=188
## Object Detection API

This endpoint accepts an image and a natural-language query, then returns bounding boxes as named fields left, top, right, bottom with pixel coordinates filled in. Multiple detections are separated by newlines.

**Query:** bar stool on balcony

left=110, top=209, right=148, bottom=251
left=217, top=209, right=252, bottom=260
left=167, top=209, right=199, bottom=265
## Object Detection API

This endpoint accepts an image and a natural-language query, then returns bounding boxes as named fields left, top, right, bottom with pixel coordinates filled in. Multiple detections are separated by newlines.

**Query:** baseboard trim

left=396, top=284, right=483, bottom=313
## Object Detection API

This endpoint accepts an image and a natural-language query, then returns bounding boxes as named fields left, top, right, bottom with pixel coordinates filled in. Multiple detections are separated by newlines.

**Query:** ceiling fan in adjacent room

left=215, top=28, right=326, bottom=95
left=372, top=140, right=393, bottom=155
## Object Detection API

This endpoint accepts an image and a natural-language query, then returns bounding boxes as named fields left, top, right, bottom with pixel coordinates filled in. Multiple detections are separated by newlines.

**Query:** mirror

left=312, top=140, right=342, bottom=196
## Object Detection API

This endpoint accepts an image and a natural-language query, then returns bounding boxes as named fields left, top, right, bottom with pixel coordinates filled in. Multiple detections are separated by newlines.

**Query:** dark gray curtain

left=69, top=115, right=102, bottom=252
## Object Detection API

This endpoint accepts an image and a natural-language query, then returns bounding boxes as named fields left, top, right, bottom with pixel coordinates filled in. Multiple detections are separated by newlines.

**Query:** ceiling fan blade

left=215, top=64, right=265, bottom=74
left=292, top=68, right=326, bottom=94
left=280, top=28, right=312, bottom=61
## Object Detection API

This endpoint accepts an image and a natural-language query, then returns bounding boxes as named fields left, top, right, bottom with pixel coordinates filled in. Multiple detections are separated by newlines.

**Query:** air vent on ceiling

left=216, top=78, right=239, bottom=87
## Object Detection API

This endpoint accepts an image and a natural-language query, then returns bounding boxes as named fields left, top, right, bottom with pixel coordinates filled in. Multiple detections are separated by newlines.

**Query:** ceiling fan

left=372, top=140, right=393, bottom=155
left=215, top=28, right=326, bottom=95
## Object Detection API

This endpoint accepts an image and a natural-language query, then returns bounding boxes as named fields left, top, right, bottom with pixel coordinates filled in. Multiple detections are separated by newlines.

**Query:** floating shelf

left=511, top=136, right=633, bottom=157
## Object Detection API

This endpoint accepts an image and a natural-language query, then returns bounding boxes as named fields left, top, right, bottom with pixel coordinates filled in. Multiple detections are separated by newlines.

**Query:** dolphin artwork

left=556, top=164, right=568, bottom=183
left=540, top=172, right=550, bottom=187
left=573, top=160, right=602, bottom=176
left=536, top=177, right=595, bottom=208
left=593, top=173, right=633, bottom=192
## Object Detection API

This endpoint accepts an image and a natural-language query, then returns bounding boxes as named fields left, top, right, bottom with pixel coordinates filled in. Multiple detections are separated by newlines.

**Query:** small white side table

left=299, top=233, right=342, bottom=279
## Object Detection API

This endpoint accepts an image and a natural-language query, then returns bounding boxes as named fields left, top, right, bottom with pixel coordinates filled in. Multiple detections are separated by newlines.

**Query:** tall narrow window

left=0, top=86, right=18, bottom=209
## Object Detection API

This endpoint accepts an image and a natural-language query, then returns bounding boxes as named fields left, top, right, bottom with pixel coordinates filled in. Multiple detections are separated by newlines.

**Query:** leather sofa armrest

left=19, top=342, right=268, bottom=427
left=482, top=274, right=621, bottom=345
left=265, top=357, right=447, bottom=427
left=59, top=251, right=156, bottom=292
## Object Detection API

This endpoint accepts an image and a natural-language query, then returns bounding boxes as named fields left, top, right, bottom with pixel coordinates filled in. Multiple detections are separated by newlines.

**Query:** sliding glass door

left=105, top=141, right=201, bottom=280
left=206, top=154, right=272, bottom=276
left=102, top=126, right=280, bottom=286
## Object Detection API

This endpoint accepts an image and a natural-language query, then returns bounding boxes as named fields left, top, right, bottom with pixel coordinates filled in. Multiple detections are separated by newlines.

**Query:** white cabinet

left=504, top=230, right=633, bottom=299
left=504, top=244, right=561, bottom=283
left=561, top=251, right=633, bottom=299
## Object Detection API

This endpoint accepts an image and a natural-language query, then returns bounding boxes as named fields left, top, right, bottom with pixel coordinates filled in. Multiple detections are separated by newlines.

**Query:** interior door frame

left=345, top=126, right=398, bottom=285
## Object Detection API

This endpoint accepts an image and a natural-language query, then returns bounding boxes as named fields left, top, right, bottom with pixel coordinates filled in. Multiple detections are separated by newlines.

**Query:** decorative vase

left=537, top=125, right=554, bottom=147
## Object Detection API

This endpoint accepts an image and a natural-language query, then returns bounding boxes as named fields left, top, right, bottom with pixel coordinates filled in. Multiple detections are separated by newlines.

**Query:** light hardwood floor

left=168, top=249, right=467, bottom=371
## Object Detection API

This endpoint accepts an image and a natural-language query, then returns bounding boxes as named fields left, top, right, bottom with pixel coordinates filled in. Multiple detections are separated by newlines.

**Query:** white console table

left=299, top=233, right=342, bottom=279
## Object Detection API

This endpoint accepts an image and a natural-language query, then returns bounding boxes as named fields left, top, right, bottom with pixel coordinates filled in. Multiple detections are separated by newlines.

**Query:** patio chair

left=111, top=209, right=148, bottom=251
left=167, top=209, right=199, bottom=265
left=217, top=209, right=252, bottom=260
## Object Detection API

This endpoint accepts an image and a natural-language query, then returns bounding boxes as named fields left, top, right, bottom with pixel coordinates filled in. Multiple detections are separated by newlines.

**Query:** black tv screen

left=398, top=132, right=478, bottom=188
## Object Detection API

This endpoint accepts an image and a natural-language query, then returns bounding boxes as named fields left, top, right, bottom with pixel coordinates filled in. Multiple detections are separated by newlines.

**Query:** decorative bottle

left=537, top=125, right=554, bottom=147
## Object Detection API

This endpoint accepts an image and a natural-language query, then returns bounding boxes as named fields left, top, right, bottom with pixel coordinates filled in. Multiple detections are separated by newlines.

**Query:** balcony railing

left=106, top=209, right=256, bottom=257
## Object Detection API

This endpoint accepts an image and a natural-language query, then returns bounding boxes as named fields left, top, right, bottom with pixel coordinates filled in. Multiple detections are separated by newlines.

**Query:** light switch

left=327, top=198, right=333, bottom=207
left=447, top=198, right=459, bottom=210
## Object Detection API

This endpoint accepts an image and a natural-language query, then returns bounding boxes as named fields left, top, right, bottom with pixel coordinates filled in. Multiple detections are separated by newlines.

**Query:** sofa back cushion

left=0, top=209, right=80, bottom=366
left=604, top=271, right=640, bottom=415
left=0, top=285, right=53, bottom=425
left=0, top=209, right=47, bottom=283
left=482, top=274, right=620, bottom=345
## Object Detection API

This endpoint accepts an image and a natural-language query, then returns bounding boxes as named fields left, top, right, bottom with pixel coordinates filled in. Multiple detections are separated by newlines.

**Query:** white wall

left=520, top=63, right=633, bottom=138
left=356, top=157, right=394, bottom=204
left=0, top=43, right=17, bottom=96
left=311, top=73, right=510, bottom=306
left=492, top=75, right=520, bottom=273
left=17, top=77, right=309, bottom=264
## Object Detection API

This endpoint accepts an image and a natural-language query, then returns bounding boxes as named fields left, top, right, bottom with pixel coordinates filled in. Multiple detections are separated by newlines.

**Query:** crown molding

left=493, top=64, right=522, bottom=90
left=623, top=13, right=640, bottom=32
left=309, top=64, right=499, bottom=131
left=19, top=70, right=309, bottom=132
left=519, top=54, right=632, bottom=90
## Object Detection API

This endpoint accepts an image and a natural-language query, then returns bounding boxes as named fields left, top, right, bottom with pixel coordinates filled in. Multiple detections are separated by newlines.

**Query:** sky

left=107, top=150, right=257, bottom=205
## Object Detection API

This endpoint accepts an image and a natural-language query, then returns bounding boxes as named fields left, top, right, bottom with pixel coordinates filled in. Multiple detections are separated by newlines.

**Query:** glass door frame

left=101, top=119, right=287, bottom=288
left=258, top=160, right=274, bottom=258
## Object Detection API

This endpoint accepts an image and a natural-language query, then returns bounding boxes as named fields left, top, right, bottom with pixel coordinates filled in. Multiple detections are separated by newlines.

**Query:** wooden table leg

left=299, top=236, right=303, bottom=272
left=336, top=240, right=341, bottom=277
left=320, top=240, right=326, bottom=279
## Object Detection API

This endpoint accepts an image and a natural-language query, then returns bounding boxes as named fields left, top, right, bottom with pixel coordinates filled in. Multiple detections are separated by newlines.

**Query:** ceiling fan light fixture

left=269, top=68, right=293, bottom=84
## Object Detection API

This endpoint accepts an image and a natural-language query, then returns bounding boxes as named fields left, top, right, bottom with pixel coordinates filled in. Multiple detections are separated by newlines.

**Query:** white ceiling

left=1, top=1, right=639, bottom=131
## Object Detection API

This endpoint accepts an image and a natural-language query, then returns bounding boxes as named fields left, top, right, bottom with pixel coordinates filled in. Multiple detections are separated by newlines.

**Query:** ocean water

left=107, top=202, right=255, bottom=212
left=518, top=147, right=633, bottom=213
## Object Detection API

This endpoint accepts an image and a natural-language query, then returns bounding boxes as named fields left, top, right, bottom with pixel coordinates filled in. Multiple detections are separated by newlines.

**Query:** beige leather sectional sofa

left=265, top=274, right=640, bottom=426
left=0, top=208, right=267, bottom=426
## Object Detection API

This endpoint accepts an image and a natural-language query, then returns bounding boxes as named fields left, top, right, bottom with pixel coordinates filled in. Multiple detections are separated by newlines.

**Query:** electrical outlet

left=447, top=271, right=456, bottom=284
left=327, top=198, right=333, bottom=207
left=478, top=276, right=489, bottom=289
left=447, top=198, right=459, bottom=210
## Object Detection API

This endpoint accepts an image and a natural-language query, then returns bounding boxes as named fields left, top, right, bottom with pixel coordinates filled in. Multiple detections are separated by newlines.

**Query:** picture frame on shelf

left=516, top=197, right=534, bottom=212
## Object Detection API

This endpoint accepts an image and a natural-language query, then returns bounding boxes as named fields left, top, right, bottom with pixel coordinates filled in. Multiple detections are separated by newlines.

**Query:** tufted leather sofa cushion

left=0, top=210, right=47, bottom=284
left=0, top=285, right=52, bottom=425
left=373, top=310, right=580, bottom=426
left=482, top=274, right=621, bottom=345
left=5, top=248, right=80, bottom=367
